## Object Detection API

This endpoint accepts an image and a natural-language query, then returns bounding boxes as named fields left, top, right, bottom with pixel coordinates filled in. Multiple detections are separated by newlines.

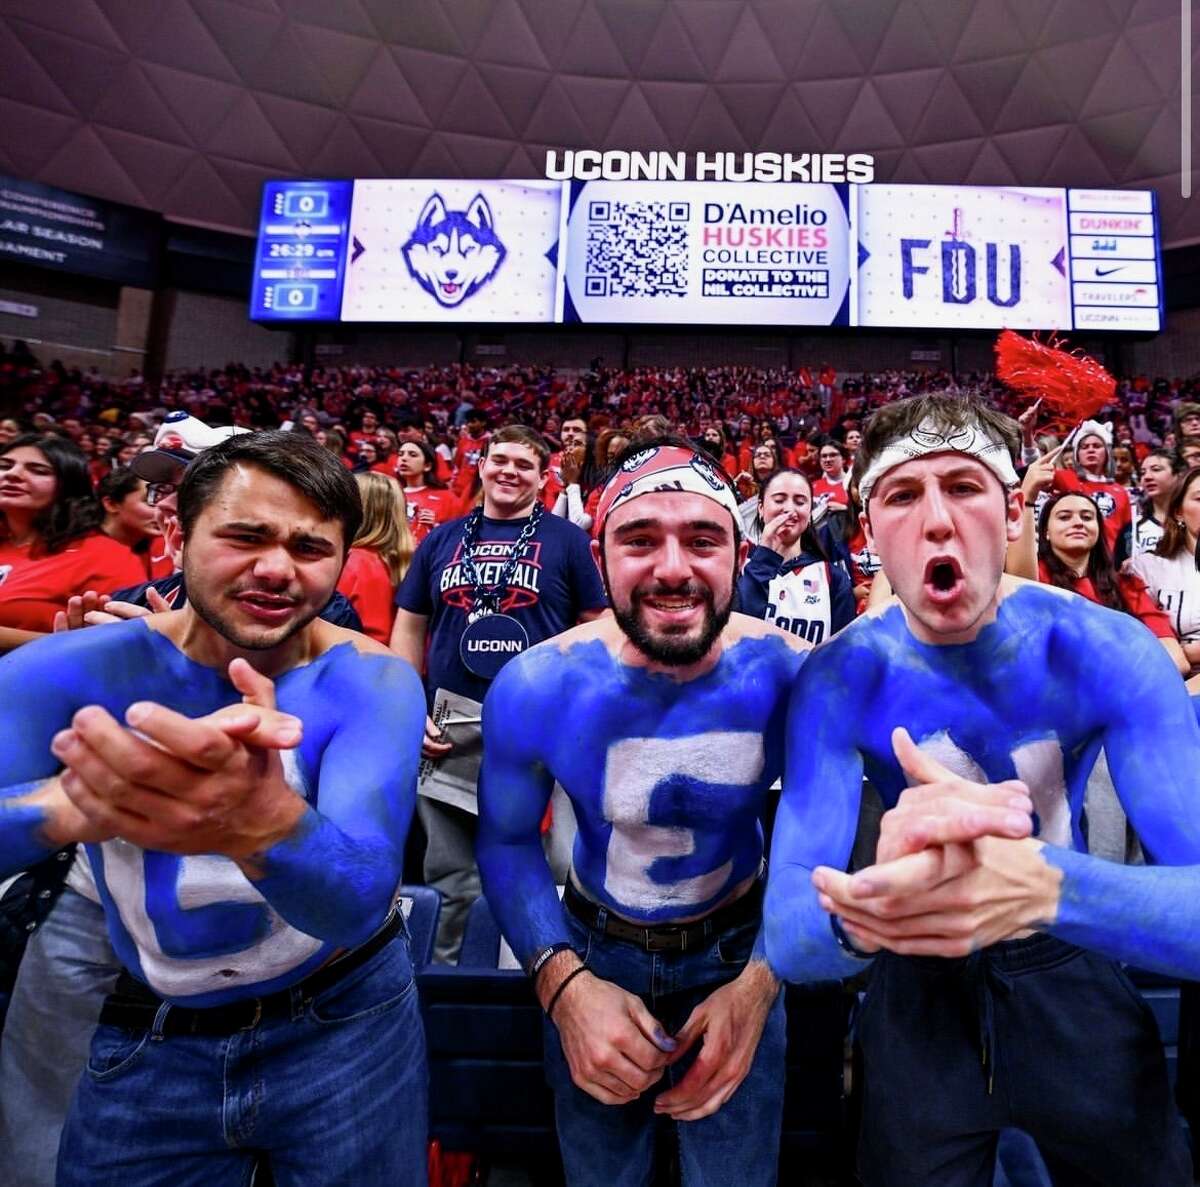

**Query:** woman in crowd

left=1037, top=489, right=1188, bottom=674
left=395, top=439, right=457, bottom=544
left=736, top=441, right=785, bottom=542
left=336, top=472, right=414, bottom=644
left=95, top=468, right=171, bottom=580
left=0, top=434, right=146, bottom=649
left=583, top=428, right=630, bottom=534
left=1053, top=420, right=1132, bottom=559
left=699, top=423, right=739, bottom=478
left=736, top=468, right=854, bottom=646
left=1134, top=449, right=1182, bottom=554
left=1130, top=467, right=1200, bottom=677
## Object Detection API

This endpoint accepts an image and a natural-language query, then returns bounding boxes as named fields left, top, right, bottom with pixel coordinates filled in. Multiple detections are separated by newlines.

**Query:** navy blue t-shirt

left=396, top=510, right=608, bottom=704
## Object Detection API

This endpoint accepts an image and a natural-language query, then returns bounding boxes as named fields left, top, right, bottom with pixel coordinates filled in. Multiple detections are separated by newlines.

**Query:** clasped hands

left=812, top=728, right=1063, bottom=958
left=543, top=949, right=778, bottom=1122
left=44, top=658, right=306, bottom=866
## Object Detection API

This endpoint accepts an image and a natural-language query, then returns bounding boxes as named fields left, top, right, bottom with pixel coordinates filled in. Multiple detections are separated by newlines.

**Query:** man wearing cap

left=766, top=393, right=1199, bottom=1185
left=477, top=435, right=808, bottom=1185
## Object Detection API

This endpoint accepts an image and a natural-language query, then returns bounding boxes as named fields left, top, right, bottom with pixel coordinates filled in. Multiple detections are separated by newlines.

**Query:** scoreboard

left=250, top=179, right=1163, bottom=332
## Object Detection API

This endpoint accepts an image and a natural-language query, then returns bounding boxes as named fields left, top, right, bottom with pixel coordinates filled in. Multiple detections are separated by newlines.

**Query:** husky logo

left=688, top=455, right=724, bottom=492
left=402, top=192, right=506, bottom=307
left=621, top=449, right=658, bottom=473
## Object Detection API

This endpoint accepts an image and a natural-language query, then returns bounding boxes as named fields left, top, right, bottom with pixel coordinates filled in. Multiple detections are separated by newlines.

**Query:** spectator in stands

left=324, top=426, right=349, bottom=466
left=699, top=423, right=739, bottom=479
left=391, top=425, right=607, bottom=962
left=0, top=419, right=19, bottom=447
left=1175, top=402, right=1200, bottom=442
left=336, top=473, right=413, bottom=645
left=1053, top=420, right=1132, bottom=559
left=477, top=438, right=804, bottom=1186
left=1134, top=449, right=1182, bottom=554
left=736, top=469, right=854, bottom=644
left=0, top=435, right=145, bottom=649
left=1181, top=437, right=1200, bottom=470
left=0, top=430, right=429, bottom=1186
left=769, top=391, right=1198, bottom=1187
left=813, top=439, right=851, bottom=512
left=347, top=407, right=379, bottom=447
left=1130, top=468, right=1200, bottom=678
left=1036, top=490, right=1188, bottom=674
left=396, top=440, right=457, bottom=545
left=582, top=429, right=631, bottom=533
left=95, top=469, right=170, bottom=581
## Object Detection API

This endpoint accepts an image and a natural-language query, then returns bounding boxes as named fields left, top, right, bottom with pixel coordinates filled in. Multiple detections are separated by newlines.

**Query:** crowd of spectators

left=2, top=337, right=1200, bottom=665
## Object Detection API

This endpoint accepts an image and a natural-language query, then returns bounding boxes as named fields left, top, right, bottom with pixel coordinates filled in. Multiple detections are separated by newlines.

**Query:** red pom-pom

left=994, top=330, right=1115, bottom=421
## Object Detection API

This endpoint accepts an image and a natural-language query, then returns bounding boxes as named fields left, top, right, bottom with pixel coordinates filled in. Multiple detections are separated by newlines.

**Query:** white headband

left=858, top=417, right=1019, bottom=507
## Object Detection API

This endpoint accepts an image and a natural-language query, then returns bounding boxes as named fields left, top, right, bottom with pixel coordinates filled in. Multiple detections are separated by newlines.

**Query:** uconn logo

left=465, top=639, right=523, bottom=653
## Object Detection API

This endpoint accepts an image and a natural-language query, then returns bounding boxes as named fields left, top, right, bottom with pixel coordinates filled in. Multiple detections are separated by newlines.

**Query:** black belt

left=98, top=910, right=404, bottom=1037
left=564, top=876, right=762, bottom=953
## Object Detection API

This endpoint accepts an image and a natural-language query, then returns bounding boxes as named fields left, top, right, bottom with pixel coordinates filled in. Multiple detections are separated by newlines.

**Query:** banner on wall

left=0, top=174, right=160, bottom=287
left=250, top=177, right=1162, bottom=333
left=561, top=181, right=852, bottom=326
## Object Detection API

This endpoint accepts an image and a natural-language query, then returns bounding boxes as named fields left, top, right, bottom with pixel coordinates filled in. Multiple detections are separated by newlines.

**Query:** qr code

left=584, top=200, right=689, bottom=298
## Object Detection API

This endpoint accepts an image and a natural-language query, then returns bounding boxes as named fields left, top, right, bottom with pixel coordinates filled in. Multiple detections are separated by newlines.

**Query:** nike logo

left=1094, top=266, right=1124, bottom=277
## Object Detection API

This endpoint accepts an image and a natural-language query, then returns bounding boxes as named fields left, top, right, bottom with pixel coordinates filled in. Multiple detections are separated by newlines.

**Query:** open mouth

left=441, top=282, right=460, bottom=295
left=923, top=556, right=964, bottom=605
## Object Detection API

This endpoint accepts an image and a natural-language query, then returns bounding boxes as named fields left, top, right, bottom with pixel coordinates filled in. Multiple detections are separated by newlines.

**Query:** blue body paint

left=0, top=621, right=425, bottom=1004
left=476, top=632, right=804, bottom=968
left=766, top=584, right=1200, bottom=983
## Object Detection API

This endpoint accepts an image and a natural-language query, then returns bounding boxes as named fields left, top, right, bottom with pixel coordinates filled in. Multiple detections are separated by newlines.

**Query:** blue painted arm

left=250, top=653, right=425, bottom=949
left=476, top=653, right=564, bottom=968
left=736, top=546, right=782, bottom=620
left=0, top=633, right=92, bottom=878
left=1043, top=626, right=1200, bottom=978
left=765, top=644, right=875, bottom=983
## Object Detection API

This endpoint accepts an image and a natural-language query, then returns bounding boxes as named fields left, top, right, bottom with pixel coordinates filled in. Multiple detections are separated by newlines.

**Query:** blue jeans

left=57, top=930, right=428, bottom=1187
left=0, top=887, right=118, bottom=1187
left=544, top=905, right=786, bottom=1187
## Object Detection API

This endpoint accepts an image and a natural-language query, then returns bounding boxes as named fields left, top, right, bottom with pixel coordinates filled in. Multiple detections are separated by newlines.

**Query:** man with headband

left=477, top=435, right=808, bottom=1185
left=766, top=392, right=1199, bottom=1186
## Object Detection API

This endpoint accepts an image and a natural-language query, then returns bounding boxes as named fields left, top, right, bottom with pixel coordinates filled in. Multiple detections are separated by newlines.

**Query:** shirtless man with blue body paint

left=0, top=431, right=427, bottom=1187
left=477, top=438, right=806, bottom=1186
left=765, top=393, right=1198, bottom=1186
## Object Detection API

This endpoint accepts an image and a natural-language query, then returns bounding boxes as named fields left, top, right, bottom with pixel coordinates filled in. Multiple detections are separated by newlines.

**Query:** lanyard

left=458, top=504, right=543, bottom=622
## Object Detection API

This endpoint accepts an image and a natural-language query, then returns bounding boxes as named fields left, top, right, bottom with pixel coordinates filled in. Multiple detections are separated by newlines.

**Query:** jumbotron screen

left=250, top=179, right=1162, bottom=333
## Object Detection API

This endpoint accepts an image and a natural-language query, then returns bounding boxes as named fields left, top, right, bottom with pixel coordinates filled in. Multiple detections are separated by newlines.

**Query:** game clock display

left=250, top=178, right=1162, bottom=333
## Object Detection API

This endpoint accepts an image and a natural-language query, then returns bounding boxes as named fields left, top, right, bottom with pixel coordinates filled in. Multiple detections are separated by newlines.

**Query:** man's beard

left=609, top=579, right=734, bottom=666
left=185, top=572, right=321, bottom=652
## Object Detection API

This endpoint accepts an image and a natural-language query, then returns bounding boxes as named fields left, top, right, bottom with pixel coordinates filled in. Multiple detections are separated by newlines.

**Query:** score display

left=250, top=179, right=1163, bottom=332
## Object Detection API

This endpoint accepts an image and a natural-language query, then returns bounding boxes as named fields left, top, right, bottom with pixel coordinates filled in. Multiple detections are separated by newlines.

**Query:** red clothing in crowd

left=336, top=546, right=395, bottom=644
left=1037, top=561, right=1175, bottom=639
left=812, top=474, right=851, bottom=510
left=0, top=533, right=148, bottom=632
left=1051, top=469, right=1132, bottom=554
left=403, top=486, right=459, bottom=545
left=453, top=430, right=490, bottom=476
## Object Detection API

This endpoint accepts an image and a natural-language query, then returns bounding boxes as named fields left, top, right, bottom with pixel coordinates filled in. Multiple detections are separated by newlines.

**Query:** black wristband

left=546, top=964, right=589, bottom=1021
left=830, top=915, right=873, bottom=960
left=528, top=942, right=572, bottom=982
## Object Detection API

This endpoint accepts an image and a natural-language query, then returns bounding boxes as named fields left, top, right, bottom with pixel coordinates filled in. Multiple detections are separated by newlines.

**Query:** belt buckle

left=644, top=929, right=686, bottom=953
left=239, top=998, right=263, bottom=1031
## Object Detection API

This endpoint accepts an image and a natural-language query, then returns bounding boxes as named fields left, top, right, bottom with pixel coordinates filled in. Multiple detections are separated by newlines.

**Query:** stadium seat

left=398, top=885, right=442, bottom=969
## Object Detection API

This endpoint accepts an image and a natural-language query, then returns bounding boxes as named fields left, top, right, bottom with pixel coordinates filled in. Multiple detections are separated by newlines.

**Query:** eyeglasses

left=146, top=482, right=177, bottom=506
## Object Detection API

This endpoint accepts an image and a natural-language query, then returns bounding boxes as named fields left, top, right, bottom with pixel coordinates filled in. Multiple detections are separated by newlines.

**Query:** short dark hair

left=484, top=425, right=551, bottom=472
left=0, top=433, right=101, bottom=554
left=178, top=430, right=362, bottom=551
left=852, top=392, right=1019, bottom=492
left=97, top=467, right=145, bottom=505
left=1142, top=448, right=1182, bottom=474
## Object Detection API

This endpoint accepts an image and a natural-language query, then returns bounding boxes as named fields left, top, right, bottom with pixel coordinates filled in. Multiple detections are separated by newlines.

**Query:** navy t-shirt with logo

left=396, top=511, right=608, bottom=704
